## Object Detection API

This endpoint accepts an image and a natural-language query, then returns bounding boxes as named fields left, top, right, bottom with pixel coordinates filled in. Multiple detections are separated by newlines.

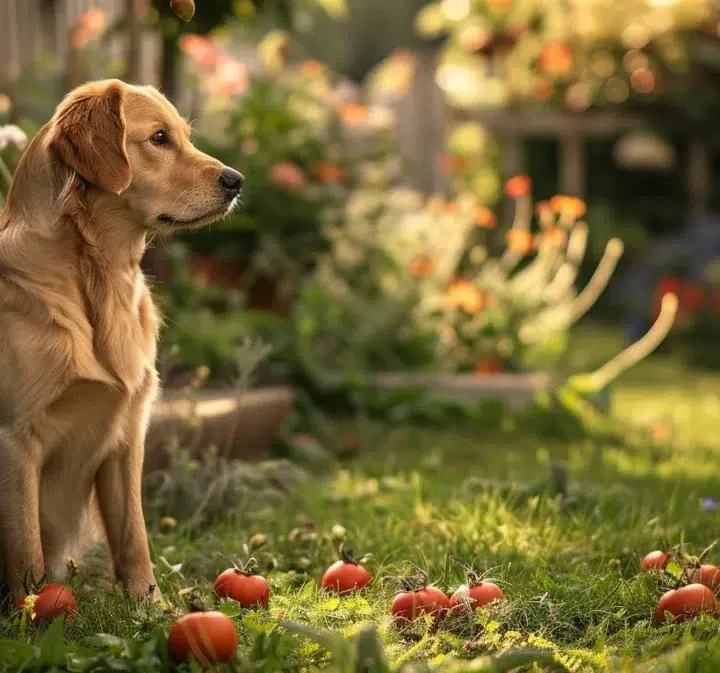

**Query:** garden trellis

left=390, top=48, right=714, bottom=215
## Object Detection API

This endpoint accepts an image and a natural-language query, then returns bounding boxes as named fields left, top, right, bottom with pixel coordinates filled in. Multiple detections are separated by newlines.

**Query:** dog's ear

left=47, top=81, right=131, bottom=195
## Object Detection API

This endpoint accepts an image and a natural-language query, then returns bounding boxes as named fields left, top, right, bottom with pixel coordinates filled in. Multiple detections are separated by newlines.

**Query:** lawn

left=1, top=326, right=720, bottom=672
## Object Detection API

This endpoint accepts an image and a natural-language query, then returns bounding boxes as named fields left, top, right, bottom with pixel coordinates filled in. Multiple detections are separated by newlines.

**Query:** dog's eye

left=150, top=130, right=169, bottom=146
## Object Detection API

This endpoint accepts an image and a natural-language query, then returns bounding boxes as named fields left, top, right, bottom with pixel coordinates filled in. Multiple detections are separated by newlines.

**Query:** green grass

left=2, top=326, right=720, bottom=672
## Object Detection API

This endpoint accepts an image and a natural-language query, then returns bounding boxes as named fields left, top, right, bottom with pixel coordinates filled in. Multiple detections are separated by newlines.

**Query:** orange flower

left=474, top=206, right=497, bottom=229
left=70, top=8, right=107, bottom=49
left=446, top=279, right=484, bottom=313
left=337, top=102, right=369, bottom=127
left=475, top=355, right=502, bottom=375
left=459, top=25, right=492, bottom=53
left=436, top=154, right=468, bottom=175
left=506, top=229, right=534, bottom=255
left=179, top=34, right=224, bottom=70
left=539, top=42, right=574, bottom=77
left=535, top=201, right=552, bottom=218
left=410, top=255, right=434, bottom=279
left=206, top=61, right=249, bottom=97
left=504, top=175, right=532, bottom=198
left=269, top=162, right=307, bottom=192
left=301, top=59, right=325, bottom=77
left=444, top=201, right=459, bottom=215
left=531, top=75, right=554, bottom=102
left=314, top=162, right=343, bottom=184
left=549, top=195, right=586, bottom=219
left=543, top=226, right=567, bottom=247
left=0, top=94, right=11, bottom=116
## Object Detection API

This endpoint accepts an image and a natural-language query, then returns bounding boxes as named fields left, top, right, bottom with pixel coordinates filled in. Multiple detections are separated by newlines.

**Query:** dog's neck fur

left=3, top=124, right=147, bottom=272
left=0, top=124, right=156, bottom=393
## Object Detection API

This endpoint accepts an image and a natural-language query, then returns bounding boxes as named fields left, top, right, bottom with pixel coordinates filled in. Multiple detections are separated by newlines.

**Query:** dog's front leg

left=95, top=391, right=160, bottom=601
left=0, top=434, right=46, bottom=596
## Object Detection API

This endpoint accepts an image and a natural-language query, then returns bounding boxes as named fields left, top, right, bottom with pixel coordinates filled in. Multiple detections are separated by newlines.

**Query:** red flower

left=301, top=59, right=325, bottom=77
left=410, top=255, right=434, bottom=279
left=337, top=103, right=369, bottom=127
left=474, top=206, right=497, bottom=229
left=313, top=162, right=343, bottom=184
left=504, top=175, right=532, bottom=198
left=269, top=162, right=307, bottom=192
left=475, top=356, right=502, bottom=375
left=539, top=42, right=574, bottom=77
left=549, top=195, right=586, bottom=219
left=446, top=279, right=485, bottom=313
left=543, top=226, right=567, bottom=247
left=506, top=229, right=534, bottom=255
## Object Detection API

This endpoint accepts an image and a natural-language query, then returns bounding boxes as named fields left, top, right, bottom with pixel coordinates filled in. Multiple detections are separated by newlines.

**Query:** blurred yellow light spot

left=623, top=49, right=648, bottom=72
left=622, top=23, right=649, bottom=49
left=565, top=82, right=590, bottom=111
left=442, top=0, right=470, bottom=21
left=631, top=68, right=656, bottom=94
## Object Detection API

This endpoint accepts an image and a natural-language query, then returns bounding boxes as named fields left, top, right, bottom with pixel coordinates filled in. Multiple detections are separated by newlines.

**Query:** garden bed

left=144, top=386, right=294, bottom=471
left=374, top=372, right=555, bottom=410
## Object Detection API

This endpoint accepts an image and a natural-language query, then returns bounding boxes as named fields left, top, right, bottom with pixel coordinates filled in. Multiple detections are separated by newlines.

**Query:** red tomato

left=391, top=585, right=450, bottom=625
left=687, top=564, right=720, bottom=592
left=656, top=584, right=717, bottom=624
left=450, top=581, right=505, bottom=612
left=321, top=560, right=372, bottom=594
left=168, top=611, right=238, bottom=665
left=213, top=569, right=270, bottom=609
left=641, top=551, right=670, bottom=572
left=31, top=584, right=77, bottom=624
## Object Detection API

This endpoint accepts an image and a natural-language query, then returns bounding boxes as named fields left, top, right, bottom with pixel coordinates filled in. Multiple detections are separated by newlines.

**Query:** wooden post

left=501, top=132, right=525, bottom=179
left=559, top=117, right=584, bottom=197
left=125, top=0, right=141, bottom=82
left=688, top=139, right=710, bottom=217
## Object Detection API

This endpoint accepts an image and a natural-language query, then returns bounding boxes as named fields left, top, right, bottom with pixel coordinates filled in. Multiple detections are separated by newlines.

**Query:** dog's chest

left=87, top=269, right=158, bottom=394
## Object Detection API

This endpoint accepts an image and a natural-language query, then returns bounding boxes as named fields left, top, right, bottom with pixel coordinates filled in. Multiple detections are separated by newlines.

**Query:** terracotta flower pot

left=188, top=254, right=289, bottom=314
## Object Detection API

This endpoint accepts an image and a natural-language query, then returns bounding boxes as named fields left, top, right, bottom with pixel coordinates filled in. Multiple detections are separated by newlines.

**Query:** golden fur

left=0, top=79, right=242, bottom=600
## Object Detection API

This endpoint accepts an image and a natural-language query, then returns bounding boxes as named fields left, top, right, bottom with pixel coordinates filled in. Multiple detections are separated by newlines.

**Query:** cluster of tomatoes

left=641, top=548, right=719, bottom=624
left=168, top=549, right=507, bottom=666
left=13, top=543, right=720, bottom=667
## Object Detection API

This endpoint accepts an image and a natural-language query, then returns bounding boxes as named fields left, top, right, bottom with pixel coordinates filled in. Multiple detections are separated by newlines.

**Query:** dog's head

left=44, top=79, right=242, bottom=230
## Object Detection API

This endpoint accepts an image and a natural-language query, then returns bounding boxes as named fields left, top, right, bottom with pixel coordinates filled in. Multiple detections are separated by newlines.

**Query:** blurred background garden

left=5, top=1, right=720, bottom=670
left=4, top=0, right=720, bottom=395
left=6, top=0, right=720, bottom=396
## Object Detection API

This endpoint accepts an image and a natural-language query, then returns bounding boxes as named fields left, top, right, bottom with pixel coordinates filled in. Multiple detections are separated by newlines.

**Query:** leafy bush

left=178, top=32, right=398, bottom=285
left=296, top=173, right=626, bottom=378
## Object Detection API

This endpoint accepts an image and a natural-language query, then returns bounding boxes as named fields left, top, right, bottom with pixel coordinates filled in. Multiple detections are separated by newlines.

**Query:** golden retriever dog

left=0, top=79, right=243, bottom=601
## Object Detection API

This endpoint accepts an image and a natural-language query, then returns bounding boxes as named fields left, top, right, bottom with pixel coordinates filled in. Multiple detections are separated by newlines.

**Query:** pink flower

left=179, top=34, right=225, bottom=71
left=269, top=162, right=307, bottom=192
left=70, top=9, right=107, bottom=49
left=205, top=61, right=249, bottom=97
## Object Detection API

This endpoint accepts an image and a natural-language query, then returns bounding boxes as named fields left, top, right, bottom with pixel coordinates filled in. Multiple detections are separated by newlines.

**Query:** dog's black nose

left=219, top=167, right=244, bottom=194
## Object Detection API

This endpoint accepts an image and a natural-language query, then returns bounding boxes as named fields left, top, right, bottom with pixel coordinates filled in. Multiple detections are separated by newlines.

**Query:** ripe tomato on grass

left=321, top=547, right=372, bottom=594
left=214, top=567, right=270, bottom=609
left=450, top=580, right=505, bottom=612
left=391, top=582, right=450, bottom=626
left=16, top=583, right=78, bottom=625
left=168, top=611, right=238, bottom=665
left=656, top=584, right=717, bottom=624
left=641, top=550, right=671, bottom=572
left=687, top=564, right=720, bottom=592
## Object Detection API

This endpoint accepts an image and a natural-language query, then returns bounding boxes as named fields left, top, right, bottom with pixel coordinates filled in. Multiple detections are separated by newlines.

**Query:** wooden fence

left=0, top=0, right=160, bottom=87
left=0, top=4, right=712, bottom=214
